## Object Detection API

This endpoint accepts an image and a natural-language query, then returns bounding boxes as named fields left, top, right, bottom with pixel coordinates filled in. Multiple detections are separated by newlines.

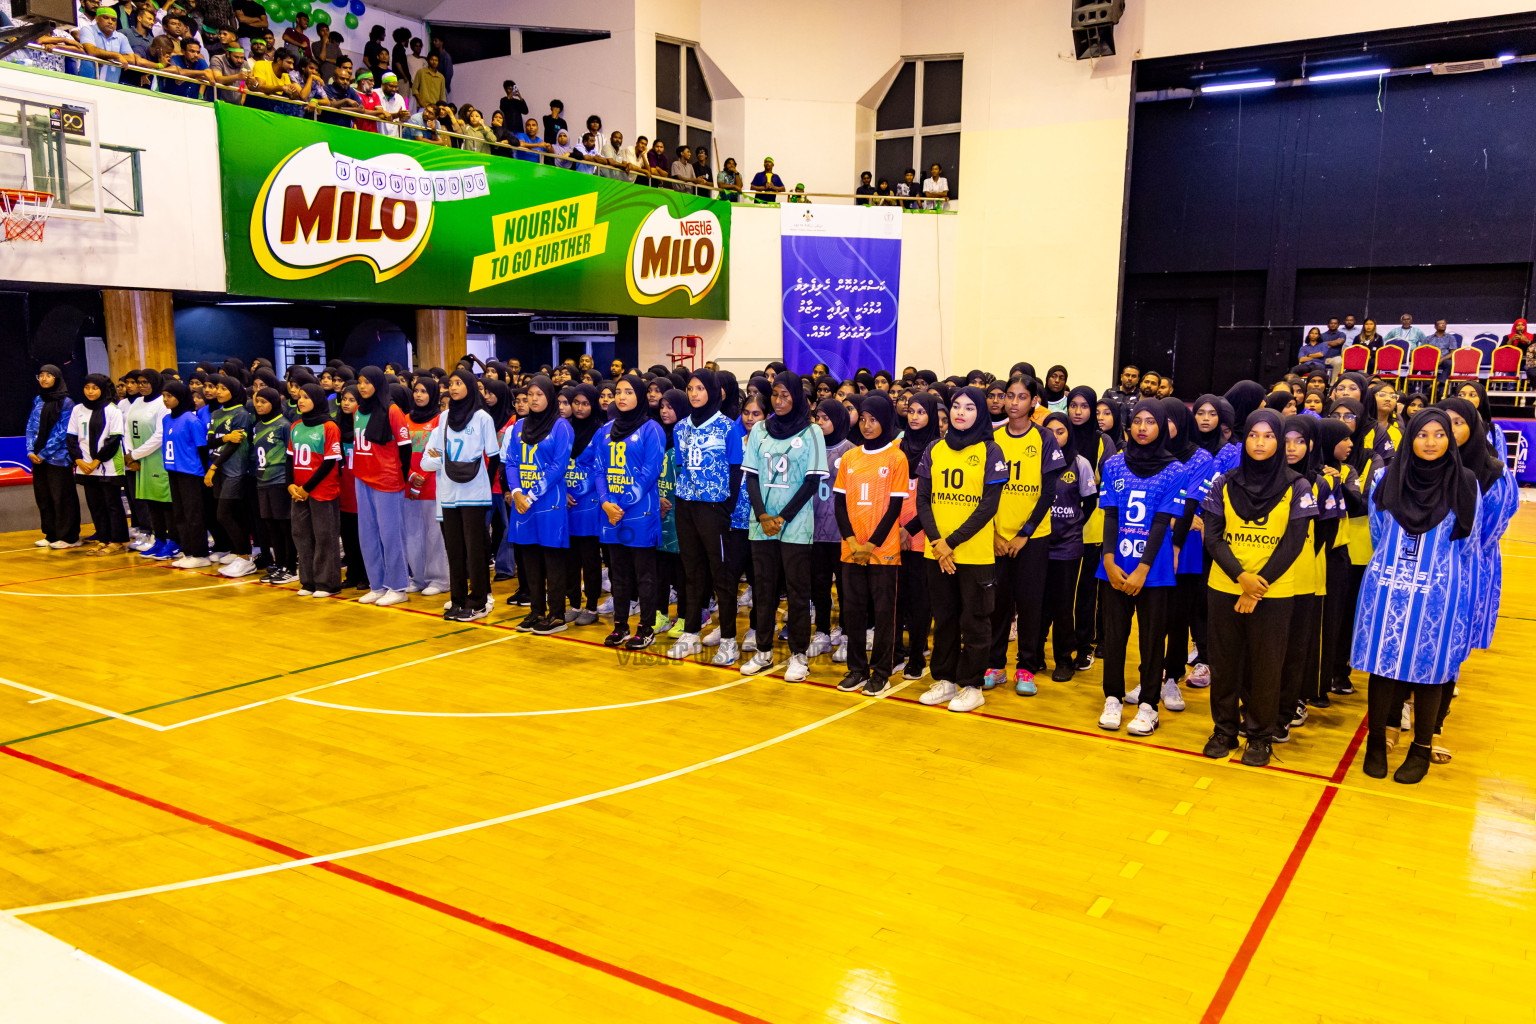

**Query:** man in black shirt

left=499, top=80, right=528, bottom=127
left=233, top=0, right=265, bottom=38
left=854, top=171, right=875, bottom=205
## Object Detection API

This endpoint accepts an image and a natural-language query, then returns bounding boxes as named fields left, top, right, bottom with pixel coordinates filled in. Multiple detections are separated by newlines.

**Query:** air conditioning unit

left=530, top=318, right=618, bottom=335
left=1431, top=58, right=1503, bottom=75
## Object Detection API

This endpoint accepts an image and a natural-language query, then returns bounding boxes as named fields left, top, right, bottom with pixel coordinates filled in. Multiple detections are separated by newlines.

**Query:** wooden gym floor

left=1, top=511, right=1534, bottom=1024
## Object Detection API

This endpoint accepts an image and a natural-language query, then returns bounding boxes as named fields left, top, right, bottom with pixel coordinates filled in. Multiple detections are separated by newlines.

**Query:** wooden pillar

left=102, top=289, right=177, bottom=378
left=416, top=308, right=466, bottom=372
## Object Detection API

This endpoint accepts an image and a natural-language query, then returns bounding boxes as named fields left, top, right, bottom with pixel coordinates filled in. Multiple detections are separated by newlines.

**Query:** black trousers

left=928, top=559, right=995, bottom=689
left=1318, top=552, right=1356, bottom=690
left=676, top=498, right=737, bottom=638
left=657, top=550, right=684, bottom=622
left=841, top=561, right=898, bottom=681
left=168, top=471, right=209, bottom=557
left=32, top=462, right=80, bottom=543
left=1162, top=571, right=1205, bottom=680
left=340, top=509, right=368, bottom=587
left=440, top=505, right=490, bottom=610
left=810, top=539, right=842, bottom=636
left=1035, top=555, right=1079, bottom=669
left=79, top=476, right=128, bottom=543
left=1073, top=543, right=1101, bottom=654
left=565, top=534, right=602, bottom=610
left=145, top=500, right=172, bottom=545
left=752, top=540, right=812, bottom=654
left=990, top=537, right=1050, bottom=673
left=1207, top=591, right=1293, bottom=740
left=1368, top=674, right=1444, bottom=748
left=608, top=544, right=658, bottom=634
left=1099, top=581, right=1172, bottom=705
left=523, top=544, right=568, bottom=618
left=1278, top=592, right=1322, bottom=710
left=291, top=497, right=340, bottom=592
left=202, top=481, right=227, bottom=553
left=217, top=494, right=253, bottom=556
left=896, top=548, right=931, bottom=672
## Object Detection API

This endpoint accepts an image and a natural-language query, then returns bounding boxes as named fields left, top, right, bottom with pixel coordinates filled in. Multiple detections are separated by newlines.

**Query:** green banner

left=216, top=104, right=730, bottom=318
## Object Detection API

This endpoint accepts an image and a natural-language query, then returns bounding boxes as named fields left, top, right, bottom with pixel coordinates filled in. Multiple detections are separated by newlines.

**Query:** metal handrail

left=12, top=42, right=959, bottom=206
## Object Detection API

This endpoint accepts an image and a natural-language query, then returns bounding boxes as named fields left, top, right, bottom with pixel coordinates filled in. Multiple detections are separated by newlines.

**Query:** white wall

left=449, top=31, right=638, bottom=142
left=0, top=66, right=225, bottom=293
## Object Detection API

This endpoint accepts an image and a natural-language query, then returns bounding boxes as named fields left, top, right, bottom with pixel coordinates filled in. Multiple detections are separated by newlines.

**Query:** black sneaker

left=1202, top=732, right=1239, bottom=758
left=1330, top=681, right=1355, bottom=695
left=531, top=616, right=568, bottom=636
left=515, top=614, right=541, bottom=632
left=863, top=677, right=892, bottom=697
left=1075, top=652, right=1095, bottom=671
left=624, top=626, right=655, bottom=650
left=603, top=628, right=628, bottom=647
left=508, top=590, right=532, bottom=607
left=1308, top=693, right=1332, bottom=709
left=1241, top=737, right=1273, bottom=767
left=836, top=672, right=868, bottom=692
left=443, top=605, right=474, bottom=623
left=493, top=570, right=514, bottom=582
left=1051, top=662, right=1075, bottom=682
left=1273, top=721, right=1291, bottom=744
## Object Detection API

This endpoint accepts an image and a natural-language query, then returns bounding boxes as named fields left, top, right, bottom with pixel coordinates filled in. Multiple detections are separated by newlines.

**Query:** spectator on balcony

left=362, top=23, right=386, bottom=79
left=72, top=6, right=153, bottom=84
left=354, top=70, right=381, bottom=129
left=855, top=171, right=875, bottom=205
left=751, top=156, right=785, bottom=203
left=207, top=39, right=246, bottom=96
left=429, top=34, right=451, bottom=94
left=376, top=72, right=408, bottom=136
left=600, top=129, right=627, bottom=180
left=280, top=11, right=308, bottom=51
left=572, top=131, right=603, bottom=173
left=295, top=54, right=327, bottom=109
left=207, top=24, right=241, bottom=61
left=499, top=80, right=528, bottom=130
left=716, top=157, right=741, bottom=202
left=1385, top=313, right=1425, bottom=348
left=120, top=4, right=161, bottom=85
left=789, top=183, right=811, bottom=204
left=167, top=36, right=210, bottom=97
left=1428, top=319, right=1462, bottom=350
left=403, top=104, right=447, bottom=145
left=233, top=0, right=265, bottom=39
left=693, top=146, right=714, bottom=196
left=670, top=145, right=698, bottom=193
left=197, top=0, right=239, bottom=36
left=245, top=45, right=302, bottom=114
left=894, top=167, right=917, bottom=209
left=309, top=21, right=339, bottom=83
left=513, top=117, right=552, bottom=163
left=550, top=128, right=576, bottom=168
left=459, top=105, right=498, bottom=153
left=646, top=138, right=671, bottom=183
left=626, top=135, right=651, bottom=182
left=541, top=100, right=567, bottom=152
left=319, top=59, right=364, bottom=126
left=161, top=11, right=203, bottom=58
left=874, top=176, right=895, bottom=205
left=405, top=36, right=426, bottom=81
left=923, top=163, right=950, bottom=209
left=260, top=27, right=277, bottom=60
left=489, top=110, right=516, bottom=151
left=390, top=26, right=410, bottom=83
left=412, top=51, right=445, bottom=110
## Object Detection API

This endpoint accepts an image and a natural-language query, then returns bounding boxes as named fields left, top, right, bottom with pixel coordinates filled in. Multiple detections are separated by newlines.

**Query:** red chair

left=1489, top=344, right=1524, bottom=403
left=1341, top=345, right=1370, bottom=372
left=1400, top=345, right=1440, bottom=392
left=1373, top=345, right=1405, bottom=382
left=1442, top=347, right=1483, bottom=400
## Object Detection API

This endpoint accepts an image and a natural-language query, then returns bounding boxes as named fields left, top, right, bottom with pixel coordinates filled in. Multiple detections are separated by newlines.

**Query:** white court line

left=0, top=677, right=166, bottom=731
left=289, top=675, right=753, bottom=717
left=0, top=579, right=255, bottom=598
left=26, top=697, right=52, bottom=704
left=155, top=631, right=525, bottom=730
left=4, top=681, right=912, bottom=917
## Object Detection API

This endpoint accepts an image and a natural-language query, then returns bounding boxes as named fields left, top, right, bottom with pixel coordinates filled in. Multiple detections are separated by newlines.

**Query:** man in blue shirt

left=320, top=60, right=365, bottom=127
left=1385, top=313, right=1426, bottom=347
left=514, top=117, right=552, bottom=164
left=166, top=38, right=211, bottom=99
left=74, top=7, right=154, bottom=84
left=750, top=157, right=785, bottom=203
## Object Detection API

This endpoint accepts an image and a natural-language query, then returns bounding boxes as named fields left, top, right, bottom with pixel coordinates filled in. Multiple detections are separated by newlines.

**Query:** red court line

left=0, top=745, right=775, bottom=1024
left=0, top=563, right=160, bottom=588
left=1197, top=715, right=1369, bottom=1023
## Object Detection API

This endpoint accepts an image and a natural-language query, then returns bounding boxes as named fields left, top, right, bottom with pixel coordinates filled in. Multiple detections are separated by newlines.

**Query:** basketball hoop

left=0, top=188, right=55, bottom=243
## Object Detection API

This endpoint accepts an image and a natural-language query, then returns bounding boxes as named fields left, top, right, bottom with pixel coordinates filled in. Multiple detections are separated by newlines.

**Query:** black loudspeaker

left=1072, top=0, right=1125, bottom=60
left=11, top=0, right=79, bottom=22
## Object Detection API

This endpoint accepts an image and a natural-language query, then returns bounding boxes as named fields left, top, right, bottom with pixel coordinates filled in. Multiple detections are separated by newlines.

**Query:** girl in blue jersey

left=1096, top=399, right=1187, bottom=737
left=596, top=376, right=666, bottom=649
left=654, top=388, right=691, bottom=635
left=1161, top=397, right=1215, bottom=710
left=419, top=370, right=501, bottom=622
left=1451, top=381, right=1509, bottom=462
left=160, top=382, right=214, bottom=568
left=1353, top=408, right=1481, bottom=784
left=563, top=383, right=604, bottom=627
left=667, top=368, right=745, bottom=662
left=504, top=375, right=574, bottom=635
left=732, top=392, right=767, bottom=653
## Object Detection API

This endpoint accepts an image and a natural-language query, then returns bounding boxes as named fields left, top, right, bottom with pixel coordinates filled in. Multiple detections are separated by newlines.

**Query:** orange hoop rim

left=0, top=189, right=54, bottom=202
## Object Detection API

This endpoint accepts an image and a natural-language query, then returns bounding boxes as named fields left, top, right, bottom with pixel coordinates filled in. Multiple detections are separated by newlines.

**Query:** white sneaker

left=209, top=550, right=229, bottom=562
left=1009, top=617, right=1017, bottom=642
left=218, top=553, right=241, bottom=565
left=629, top=600, right=640, bottom=616
left=828, top=627, right=844, bottom=647
left=832, top=639, right=849, bottom=664
left=784, top=653, right=810, bottom=682
left=171, top=556, right=196, bottom=569
left=1161, top=679, right=1185, bottom=712
left=49, top=540, right=81, bottom=549
left=33, top=538, right=50, bottom=548
left=866, top=628, right=875, bottom=651
left=405, top=583, right=423, bottom=594
left=1187, top=662, right=1211, bottom=688
left=1125, top=684, right=1141, bottom=705
left=444, top=599, right=454, bottom=610
left=666, top=633, right=702, bottom=659
left=358, top=590, right=384, bottom=604
left=422, top=584, right=445, bottom=597
left=1126, top=703, right=1160, bottom=736
left=179, top=556, right=212, bottom=569
left=741, top=650, right=775, bottom=675
left=130, top=536, right=155, bottom=552
left=376, top=590, right=408, bottom=607
left=311, top=590, right=333, bottom=598
left=806, top=631, right=831, bottom=657
left=218, top=557, right=257, bottom=578
left=1099, top=697, right=1123, bottom=730
left=469, top=598, right=493, bottom=621
left=738, top=585, right=754, bottom=609
left=1400, top=705, right=1412, bottom=731
left=948, top=686, right=985, bottom=713
left=296, top=589, right=313, bottom=597
left=1188, top=646, right=1200, bottom=665
left=711, top=638, right=739, bottom=666
left=741, top=629, right=758, bottom=653
left=597, top=595, right=614, bottom=615
left=919, top=680, right=959, bottom=706
left=701, top=627, right=721, bottom=648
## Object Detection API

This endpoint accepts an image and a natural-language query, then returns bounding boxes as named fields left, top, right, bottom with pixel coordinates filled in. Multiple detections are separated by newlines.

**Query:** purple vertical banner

left=780, top=205, right=902, bottom=379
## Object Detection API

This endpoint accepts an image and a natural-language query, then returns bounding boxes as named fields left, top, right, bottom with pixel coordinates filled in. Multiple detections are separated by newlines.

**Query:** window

left=875, top=56, right=962, bottom=201
left=656, top=38, right=712, bottom=167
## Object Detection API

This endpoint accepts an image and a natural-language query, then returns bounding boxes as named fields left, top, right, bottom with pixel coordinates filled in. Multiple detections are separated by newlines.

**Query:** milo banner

left=216, top=105, right=730, bottom=318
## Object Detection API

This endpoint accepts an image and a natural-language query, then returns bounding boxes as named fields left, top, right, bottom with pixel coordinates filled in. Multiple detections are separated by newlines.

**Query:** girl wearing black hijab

left=563, top=382, right=605, bottom=626
left=419, top=370, right=501, bottom=621
left=505, top=374, right=575, bottom=633
left=595, top=376, right=667, bottom=648
left=287, top=383, right=344, bottom=598
left=654, top=387, right=692, bottom=637
left=480, top=378, right=518, bottom=591
left=1217, top=381, right=1267, bottom=476
left=332, top=384, right=368, bottom=591
left=1439, top=396, right=1519, bottom=659
left=666, top=366, right=747, bottom=662
left=1200, top=409, right=1315, bottom=767
left=894, top=390, right=940, bottom=681
left=66, top=373, right=129, bottom=553
left=125, top=368, right=176, bottom=558
left=1034, top=410, right=1099, bottom=682
left=914, top=386, right=1010, bottom=714
left=738, top=372, right=827, bottom=679
left=1449, top=379, right=1510, bottom=462
left=348, top=366, right=414, bottom=605
left=28, top=364, right=81, bottom=548
left=1161, top=396, right=1218, bottom=707
left=1190, top=394, right=1229, bottom=458
left=1313, top=416, right=1360, bottom=701
left=811, top=397, right=853, bottom=657
left=1354, top=408, right=1481, bottom=784
left=1274, top=413, right=1337, bottom=737
left=1095, top=399, right=1186, bottom=737
left=204, top=375, right=259, bottom=578
left=159, top=382, right=213, bottom=567
left=401, top=376, right=450, bottom=600
left=1068, top=386, right=1117, bottom=669
left=1041, top=364, right=1070, bottom=412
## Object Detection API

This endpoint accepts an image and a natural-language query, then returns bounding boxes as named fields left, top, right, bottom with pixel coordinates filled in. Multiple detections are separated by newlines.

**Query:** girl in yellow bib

left=1200, top=409, right=1317, bottom=767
